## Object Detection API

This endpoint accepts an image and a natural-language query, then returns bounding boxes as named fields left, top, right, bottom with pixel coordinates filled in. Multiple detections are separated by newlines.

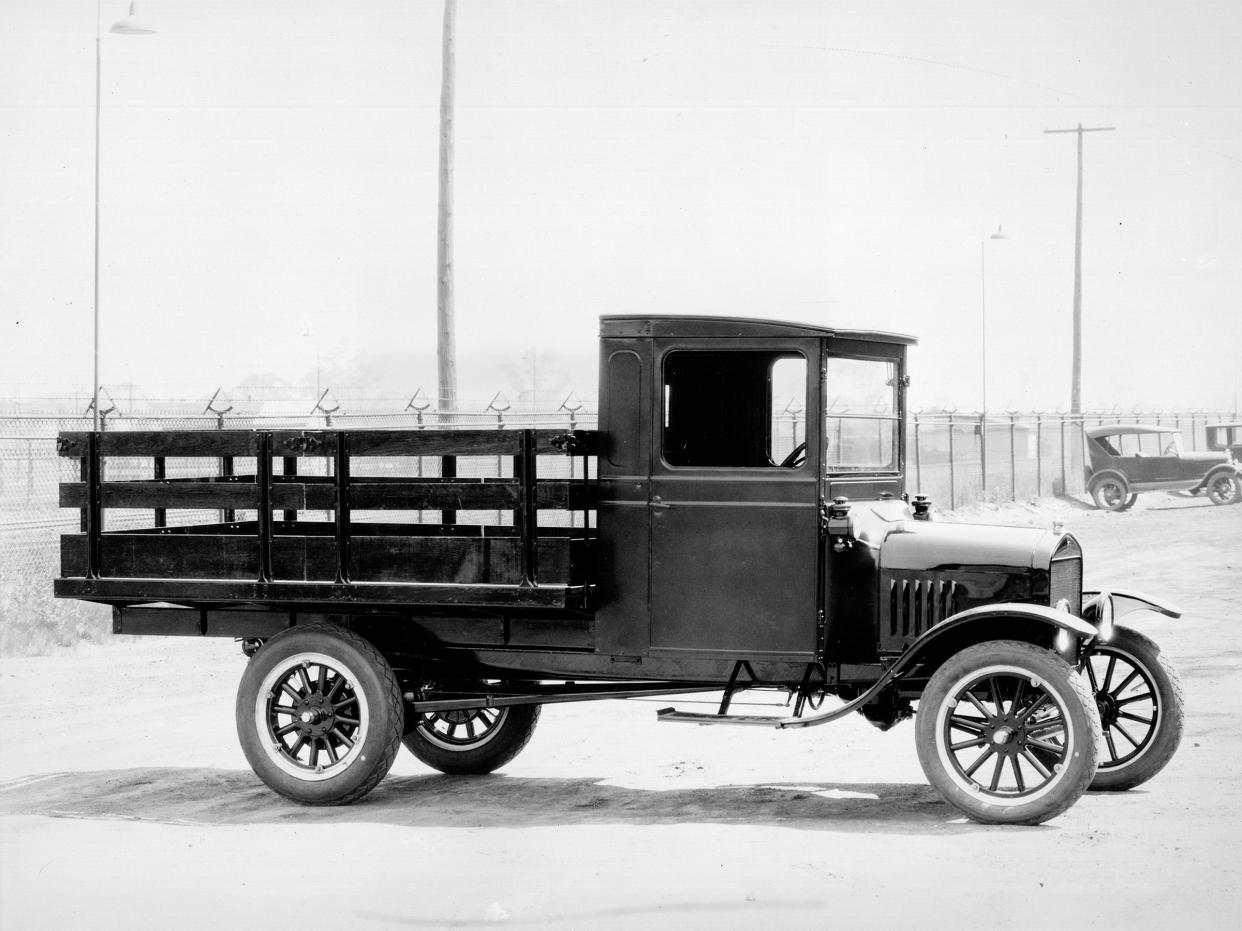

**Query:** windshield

left=824, top=356, right=899, bottom=473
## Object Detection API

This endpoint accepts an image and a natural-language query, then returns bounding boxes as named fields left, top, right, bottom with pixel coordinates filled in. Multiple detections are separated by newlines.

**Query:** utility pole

left=436, top=0, right=458, bottom=414
left=1044, top=123, right=1114, bottom=415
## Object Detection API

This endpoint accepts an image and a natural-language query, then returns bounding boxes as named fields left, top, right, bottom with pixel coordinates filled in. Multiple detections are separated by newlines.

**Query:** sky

left=1, top=0, right=1239, bottom=414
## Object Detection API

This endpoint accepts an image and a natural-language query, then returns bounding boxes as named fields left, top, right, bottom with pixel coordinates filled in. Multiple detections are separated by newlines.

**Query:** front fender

left=774, top=603, right=1095, bottom=730
left=1191, top=464, right=1242, bottom=492
left=894, top=603, right=1096, bottom=670
left=1082, top=588, right=1182, bottom=643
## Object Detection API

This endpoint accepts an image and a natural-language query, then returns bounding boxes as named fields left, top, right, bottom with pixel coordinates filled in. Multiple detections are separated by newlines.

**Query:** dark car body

left=1083, top=423, right=1241, bottom=510
left=1205, top=422, right=1242, bottom=461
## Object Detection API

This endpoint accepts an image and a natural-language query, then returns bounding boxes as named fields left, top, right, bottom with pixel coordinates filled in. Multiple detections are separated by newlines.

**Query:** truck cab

left=595, top=314, right=909, bottom=668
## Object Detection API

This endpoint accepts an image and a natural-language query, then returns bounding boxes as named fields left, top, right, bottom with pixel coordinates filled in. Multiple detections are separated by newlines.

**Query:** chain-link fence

left=2, top=402, right=1236, bottom=653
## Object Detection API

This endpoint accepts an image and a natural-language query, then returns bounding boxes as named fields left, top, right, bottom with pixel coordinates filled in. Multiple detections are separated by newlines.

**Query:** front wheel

left=236, top=624, right=404, bottom=805
left=915, top=640, right=1100, bottom=825
left=1086, top=626, right=1184, bottom=791
left=1205, top=473, right=1241, bottom=506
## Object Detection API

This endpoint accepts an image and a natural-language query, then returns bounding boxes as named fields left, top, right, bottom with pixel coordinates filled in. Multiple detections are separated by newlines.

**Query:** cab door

left=647, top=338, right=821, bottom=658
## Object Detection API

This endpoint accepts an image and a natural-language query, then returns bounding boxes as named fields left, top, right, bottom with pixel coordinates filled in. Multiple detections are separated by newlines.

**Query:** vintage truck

left=55, top=315, right=1185, bottom=825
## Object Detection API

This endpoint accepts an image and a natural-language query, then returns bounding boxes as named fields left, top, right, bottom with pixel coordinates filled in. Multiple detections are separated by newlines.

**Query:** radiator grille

left=1050, top=555, right=1083, bottom=616
left=888, top=576, right=959, bottom=640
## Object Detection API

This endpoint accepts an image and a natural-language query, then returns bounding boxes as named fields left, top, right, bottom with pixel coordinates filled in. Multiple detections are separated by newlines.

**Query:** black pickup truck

left=55, top=315, right=1184, bottom=824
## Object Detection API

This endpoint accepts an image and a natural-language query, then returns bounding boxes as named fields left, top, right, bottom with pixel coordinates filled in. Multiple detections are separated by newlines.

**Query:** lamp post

left=93, top=2, right=155, bottom=431
left=979, top=224, right=1008, bottom=417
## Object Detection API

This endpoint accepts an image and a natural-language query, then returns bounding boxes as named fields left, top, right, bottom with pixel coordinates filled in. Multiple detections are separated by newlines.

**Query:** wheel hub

left=295, top=694, right=335, bottom=738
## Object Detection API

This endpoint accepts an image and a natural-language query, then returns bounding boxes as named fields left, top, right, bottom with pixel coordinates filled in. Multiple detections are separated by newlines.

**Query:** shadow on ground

left=0, top=767, right=984, bottom=835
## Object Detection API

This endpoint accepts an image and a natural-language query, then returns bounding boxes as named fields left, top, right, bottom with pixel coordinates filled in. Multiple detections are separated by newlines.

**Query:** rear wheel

left=915, top=640, right=1100, bottom=825
left=403, top=702, right=540, bottom=775
left=1086, top=626, right=1184, bottom=791
left=236, top=624, right=403, bottom=805
left=1090, top=477, right=1130, bottom=511
left=1205, top=473, right=1241, bottom=506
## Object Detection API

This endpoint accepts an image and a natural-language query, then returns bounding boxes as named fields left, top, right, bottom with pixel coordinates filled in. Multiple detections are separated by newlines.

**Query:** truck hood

left=877, top=520, right=1062, bottom=572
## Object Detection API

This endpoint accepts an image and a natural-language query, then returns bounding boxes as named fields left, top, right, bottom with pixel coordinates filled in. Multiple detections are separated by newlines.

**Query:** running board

left=656, top=707, right=789, bottom=727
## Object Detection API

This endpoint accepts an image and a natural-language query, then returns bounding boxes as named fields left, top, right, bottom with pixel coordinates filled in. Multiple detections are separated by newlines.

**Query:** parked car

left=1083, top=423, right=1241, bottom=510
left=1205, top=421, right=1242, bottom=461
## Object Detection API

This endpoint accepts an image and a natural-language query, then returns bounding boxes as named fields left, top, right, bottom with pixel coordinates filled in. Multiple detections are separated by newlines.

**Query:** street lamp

left=93, top=2, right=155, bottom=430
left=980, top=224, right=1008, bottom=417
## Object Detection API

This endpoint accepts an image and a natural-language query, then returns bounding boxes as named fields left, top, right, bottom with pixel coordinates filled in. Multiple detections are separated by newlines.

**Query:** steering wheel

left=779, top=441, right=807, bottom=468
left=1163, top=442, right=1177, bottom=456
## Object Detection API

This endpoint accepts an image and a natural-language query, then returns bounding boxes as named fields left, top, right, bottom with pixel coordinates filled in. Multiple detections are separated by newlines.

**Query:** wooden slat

left=271, top=429, right=522, bottom=458
left=55, top=575, right=587, bottom=608
left=57, top=430, right=259, bottom=458
left=61, top=482, right=259, bottom=509
left=61, top=477, right=597, bottom=512
left=60, top=533, right=576, bottom=587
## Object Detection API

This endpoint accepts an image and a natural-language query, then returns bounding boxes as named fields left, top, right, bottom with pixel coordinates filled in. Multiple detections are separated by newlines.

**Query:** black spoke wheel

left=236, top=624, right=403, bottom=805
left=403, top=696, right=540, bottom=775
left=1206, top=473, right=1241, bottom=506
left=1086, top=625, right=1184, bottom=791
left=1091, top=477, right=1130, bottom=511
left=916, top=640, right=1100, bottom=825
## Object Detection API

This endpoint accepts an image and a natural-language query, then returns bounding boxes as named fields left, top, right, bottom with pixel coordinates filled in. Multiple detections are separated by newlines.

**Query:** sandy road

left=1, top=497, right=1240, bottom=930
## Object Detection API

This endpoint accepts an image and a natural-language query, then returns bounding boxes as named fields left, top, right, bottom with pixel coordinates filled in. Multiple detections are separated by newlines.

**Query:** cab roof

left=600, top=314, right=917, bottom=345
left=1084, top=424, right=1178, bottom=439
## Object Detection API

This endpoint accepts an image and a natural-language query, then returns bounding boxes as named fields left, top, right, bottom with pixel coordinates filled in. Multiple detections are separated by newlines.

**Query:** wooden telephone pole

left=1044, top=123, right=1114, bottom=415
left=436, top=0, right=458, bottom=414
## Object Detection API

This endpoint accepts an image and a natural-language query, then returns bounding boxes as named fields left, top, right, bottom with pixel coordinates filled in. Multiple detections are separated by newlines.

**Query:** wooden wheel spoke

left=1010, top=755, right=1025, bottom=793
left=1020, top=748, right=1052, bottom=780
left=1118, top=711, right=1154, bottom=726
left=950, top=736, right=989, bottom=752
left=1116, top=692, right=1154, bottom=707
left=1113, top=721, right=1141, bottom=749
left=988, top=755, right=1005, bottom=792
left=963, top=690, right=994, bottom=721
left=949, top=715, right=988, bottom=735
left=1101, top=655, right=1117, bottom=694
left=964, top=746, right=996, bottom=778
left=1110, top=668, right=1141, bottom=698
left=1015, top=694, right=1050, bottom=725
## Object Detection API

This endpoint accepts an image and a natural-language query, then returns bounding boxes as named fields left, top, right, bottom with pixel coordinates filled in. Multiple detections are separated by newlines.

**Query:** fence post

left=913, top=412, right=922, bottom=494
left=1009, top=413, right=1018, bottom=502
left=947, top=414, right=957, bottom=510
left=1035, top=414, right=1043, bottom=498
left=979, top=412, right=987, bottom=499
left=1060, top=415, right=1067, bottom=497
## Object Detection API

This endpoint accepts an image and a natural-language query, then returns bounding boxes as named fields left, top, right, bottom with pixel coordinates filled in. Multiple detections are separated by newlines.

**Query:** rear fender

left=1087, top=469, right=1130, bottom=492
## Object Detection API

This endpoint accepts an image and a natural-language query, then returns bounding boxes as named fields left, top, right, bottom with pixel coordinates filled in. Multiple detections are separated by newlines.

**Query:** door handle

left=650, top=495, right=672, bottom=509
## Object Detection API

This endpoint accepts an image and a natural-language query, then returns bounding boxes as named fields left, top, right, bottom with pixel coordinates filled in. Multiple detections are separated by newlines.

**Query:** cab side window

left=662, top=351, right=806, bottom=468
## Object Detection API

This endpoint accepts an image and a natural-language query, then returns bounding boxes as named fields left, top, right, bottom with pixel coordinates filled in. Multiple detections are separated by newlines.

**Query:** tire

left=1205, top=473, right=1241, bottom=506
left=403, top=702, right=540, bottom=775
left=236, top=624, right=404, bottom=805
left=1091, top=477, right=1130, bottom=511
left=1086, top=626, right=1184, bottom=791
left=915, top=640, right=1100, bottom=825
left=1122, top=493, right=1139, bottom=510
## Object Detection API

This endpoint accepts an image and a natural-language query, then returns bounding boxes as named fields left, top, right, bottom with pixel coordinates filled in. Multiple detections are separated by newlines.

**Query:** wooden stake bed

left=55, top=427, right=598, bottom=611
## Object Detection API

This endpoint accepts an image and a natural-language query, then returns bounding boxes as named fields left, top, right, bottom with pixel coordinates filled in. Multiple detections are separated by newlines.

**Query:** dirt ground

left=2, top=494, right=1240, bottom=930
